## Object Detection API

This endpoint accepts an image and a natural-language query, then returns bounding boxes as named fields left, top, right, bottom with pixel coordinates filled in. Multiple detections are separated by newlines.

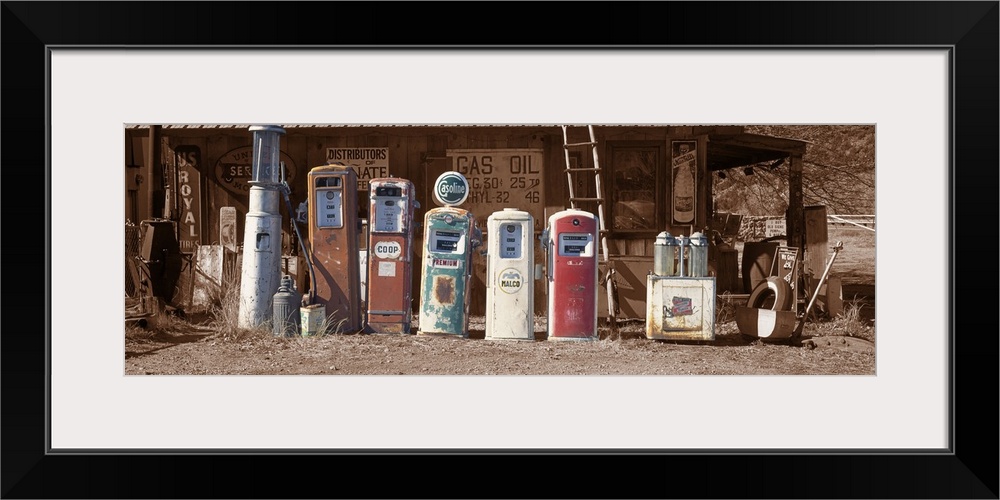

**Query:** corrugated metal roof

left=123, top=123, right=734, bottom=129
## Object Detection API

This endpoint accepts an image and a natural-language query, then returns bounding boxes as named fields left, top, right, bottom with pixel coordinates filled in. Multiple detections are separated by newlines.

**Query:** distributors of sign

left=326, top=148, right=389, bottom=192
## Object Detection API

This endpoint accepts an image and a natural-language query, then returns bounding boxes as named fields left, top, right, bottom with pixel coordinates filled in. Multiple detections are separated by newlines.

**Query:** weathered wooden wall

left=126, top=125, right=732, bottom=316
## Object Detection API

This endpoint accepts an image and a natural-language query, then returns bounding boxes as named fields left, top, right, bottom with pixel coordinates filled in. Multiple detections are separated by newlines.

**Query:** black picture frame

left=3, top=2, right=997, bottom=498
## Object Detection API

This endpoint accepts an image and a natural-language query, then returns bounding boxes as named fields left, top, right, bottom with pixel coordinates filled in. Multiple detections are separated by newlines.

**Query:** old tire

left=741, top=241, right=779, bottom=293
left=747, top=276, right=794, bottom=311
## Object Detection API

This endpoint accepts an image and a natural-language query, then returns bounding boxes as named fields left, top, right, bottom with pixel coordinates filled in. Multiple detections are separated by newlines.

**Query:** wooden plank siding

left=129, top=125, right=806, bottom=317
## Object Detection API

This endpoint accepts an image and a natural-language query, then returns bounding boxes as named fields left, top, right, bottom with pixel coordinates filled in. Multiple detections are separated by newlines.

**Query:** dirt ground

left=124, top=294, right=875, bottom=376
left=126, top=228, right=876, bottom=376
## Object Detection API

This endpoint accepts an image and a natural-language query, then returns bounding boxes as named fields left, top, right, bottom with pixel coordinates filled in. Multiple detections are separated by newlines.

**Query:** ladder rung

left=563, top=141, right=597, bottom=148
left=569, top=197, right=604, bottom=202
left=565, top=167, right=601, bottom=172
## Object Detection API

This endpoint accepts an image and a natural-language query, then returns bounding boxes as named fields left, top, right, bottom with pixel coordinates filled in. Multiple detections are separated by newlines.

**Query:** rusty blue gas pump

left=417, top=172, right=482, bottom=337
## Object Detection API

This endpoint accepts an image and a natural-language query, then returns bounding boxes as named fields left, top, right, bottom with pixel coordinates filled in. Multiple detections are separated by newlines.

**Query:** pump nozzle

left=278, top=170, right=317, bottom=306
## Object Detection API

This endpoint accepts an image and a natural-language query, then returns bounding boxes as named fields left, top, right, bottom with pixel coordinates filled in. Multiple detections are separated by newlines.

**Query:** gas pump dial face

left=316, top=188, right=343, bottom=228
left=373, top=198, right=404, bottom=232
left=558, top=233, right=594, bottom=257
left=432, top=230, right=463, bottom=253
left=499, top=224, right=523, bottom=259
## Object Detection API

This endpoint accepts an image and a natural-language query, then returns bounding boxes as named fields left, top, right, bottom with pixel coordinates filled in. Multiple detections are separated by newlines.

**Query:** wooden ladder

left=561, top=125, right=619, bottom=327
left=561, top=125, right=609, bottom=262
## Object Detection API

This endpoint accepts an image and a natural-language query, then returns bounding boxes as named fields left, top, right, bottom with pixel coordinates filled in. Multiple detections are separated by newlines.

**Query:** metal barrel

left=688, top=232, right=710, bottom=277
left=653, top=231, right=679, bottom=276
left=272, top=275, right=301, bottom=337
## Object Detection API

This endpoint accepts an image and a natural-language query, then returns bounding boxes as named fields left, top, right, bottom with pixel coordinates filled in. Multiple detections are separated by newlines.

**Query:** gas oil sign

left=447, top=149, right=545, bottom=231
left=326, top=148, right=389, bottom=192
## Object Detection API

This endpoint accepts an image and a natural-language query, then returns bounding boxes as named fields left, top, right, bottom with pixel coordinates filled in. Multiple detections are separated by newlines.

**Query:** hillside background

left=714, top=125, right=876, bottom=216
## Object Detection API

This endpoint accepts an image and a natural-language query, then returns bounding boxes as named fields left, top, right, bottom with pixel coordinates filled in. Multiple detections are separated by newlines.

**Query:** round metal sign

left=433, top=171, right=469, bottom=207
left=497, top=268, right=524, bottom=294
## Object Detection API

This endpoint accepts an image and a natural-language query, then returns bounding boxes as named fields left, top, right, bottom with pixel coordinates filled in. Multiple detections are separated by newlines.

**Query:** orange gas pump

left=306, top=164, right=362, bottom=333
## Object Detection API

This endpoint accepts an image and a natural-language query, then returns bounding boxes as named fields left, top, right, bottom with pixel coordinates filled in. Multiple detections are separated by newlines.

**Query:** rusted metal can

left=653, top=231, right=679, bottom=276
left=272, top=275, right=301, bottom=337
left=688, top=232, right=710, bottom=277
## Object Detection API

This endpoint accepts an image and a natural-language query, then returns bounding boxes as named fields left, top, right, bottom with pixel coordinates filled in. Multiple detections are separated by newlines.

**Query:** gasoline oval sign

left=433, top=171, right=469, bottom=207
left=497, top=268, right=524, bottom=294
left=373, top=241, right=402, bottom=259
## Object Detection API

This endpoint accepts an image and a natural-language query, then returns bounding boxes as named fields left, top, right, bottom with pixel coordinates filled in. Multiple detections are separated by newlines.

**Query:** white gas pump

left=485, top=208, right=535, bottom=341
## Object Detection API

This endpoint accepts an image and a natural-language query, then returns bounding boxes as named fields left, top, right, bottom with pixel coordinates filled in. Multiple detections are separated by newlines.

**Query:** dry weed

left=715, top=291, right=738, bottom=324
left=124, top=307, right=189, bottom=340
left=810, top=299, right=874, bottom=342
left=206, top=264, right=272, bottom=342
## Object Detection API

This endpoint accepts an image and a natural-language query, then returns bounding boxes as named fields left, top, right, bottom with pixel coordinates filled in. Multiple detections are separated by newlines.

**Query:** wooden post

left=147, top=125, right=162, bottom=219
left=787, top=154, right=804, bottom=251
left=787, top=154, right=805, bottom=303
left=803, top=205, right=829, bottom=279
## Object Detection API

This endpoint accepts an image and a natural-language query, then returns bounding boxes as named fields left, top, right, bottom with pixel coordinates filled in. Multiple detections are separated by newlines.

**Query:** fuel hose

left=280, top=180, right=317, bottom=306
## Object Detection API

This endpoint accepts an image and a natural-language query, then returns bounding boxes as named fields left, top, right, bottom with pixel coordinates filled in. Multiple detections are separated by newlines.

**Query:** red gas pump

left=544, top=209, right=599, bottom=341
left=364, top=177, right=418, bottom=333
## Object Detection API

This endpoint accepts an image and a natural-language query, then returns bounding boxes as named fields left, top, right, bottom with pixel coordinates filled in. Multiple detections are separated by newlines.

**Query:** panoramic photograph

left=124, top=123, right=876, bottom=375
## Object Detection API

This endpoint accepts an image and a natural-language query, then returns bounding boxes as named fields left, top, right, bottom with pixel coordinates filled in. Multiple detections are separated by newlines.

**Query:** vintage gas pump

left=306, top=163, right=362, bottom=333
left=238, top=125, right=286, bottom=329
left=417, top=172, right=481, bottom=337
left=645, top=230, right=716, bottom=341
left=364, top=177, right=418, bottom=334
left=485, top=208, right=535, bottom=341
left=542, top=209, right=599, bottom=341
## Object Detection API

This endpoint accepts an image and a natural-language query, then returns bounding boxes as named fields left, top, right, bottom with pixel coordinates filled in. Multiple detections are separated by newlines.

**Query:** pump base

left=416, top=331, right=469, bottom=339
left=547, top=336, right=598, bottom=342
left=364, top=323, right=413, bottom=335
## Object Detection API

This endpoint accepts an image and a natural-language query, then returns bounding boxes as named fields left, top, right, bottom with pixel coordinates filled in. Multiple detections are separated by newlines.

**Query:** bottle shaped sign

left=672, top=141, right=696, bottom=224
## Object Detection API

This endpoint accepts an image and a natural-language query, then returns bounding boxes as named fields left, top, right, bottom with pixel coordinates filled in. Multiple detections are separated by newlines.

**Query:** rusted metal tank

left=645, top=275, right=716, bottom=341
left=272, top=275, right=301, bottom=337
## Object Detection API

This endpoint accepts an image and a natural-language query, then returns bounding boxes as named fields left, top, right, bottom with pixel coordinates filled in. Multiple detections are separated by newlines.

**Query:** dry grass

left=715, top=291, right=739, bottom=324
left=199, top=261, right=353, bottom=341
left=124, top=307, right=190, bottom=340
left=301, top=310, right=350, bottom=337
left=809, top=298, right=875, bottom=342
left=125, top=320, right=160, bottom=341
left=206, top=265, right=272, bottom=343
left=320, top=314, right=350, bottom=336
